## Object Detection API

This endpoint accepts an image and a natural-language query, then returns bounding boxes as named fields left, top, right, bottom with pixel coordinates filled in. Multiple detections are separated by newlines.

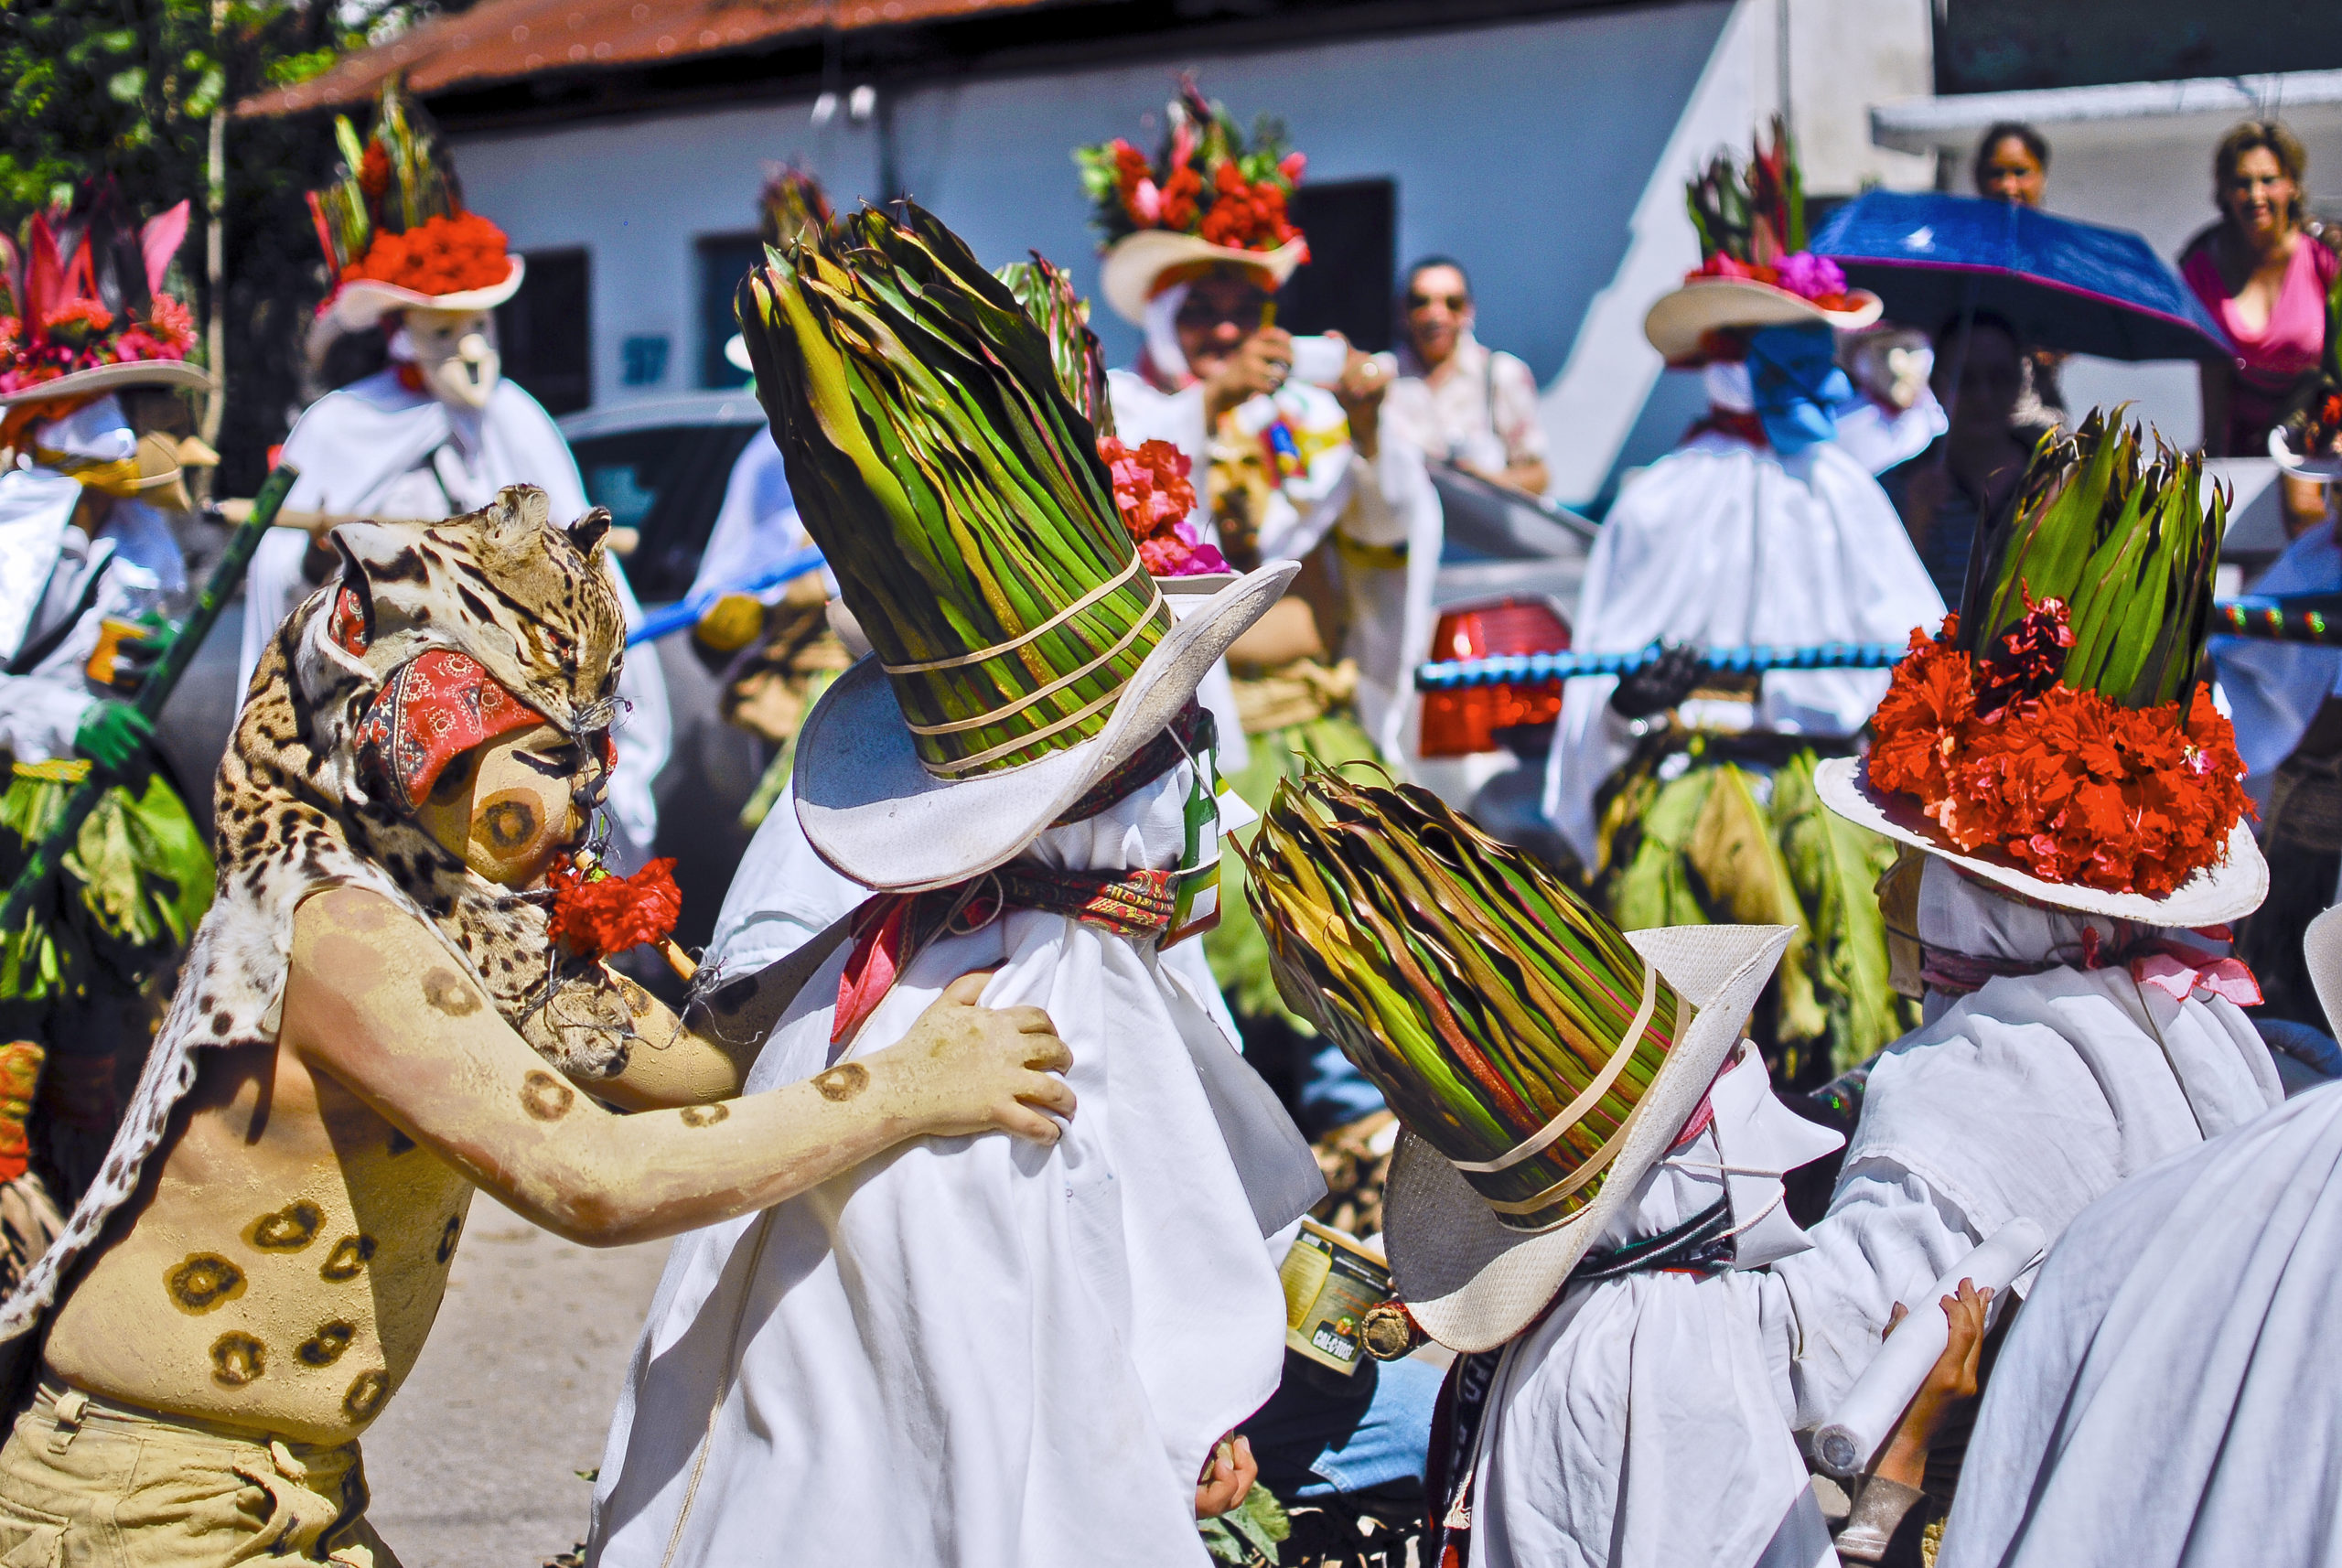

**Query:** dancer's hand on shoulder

left=870, top=971, right=1076, bottom=1144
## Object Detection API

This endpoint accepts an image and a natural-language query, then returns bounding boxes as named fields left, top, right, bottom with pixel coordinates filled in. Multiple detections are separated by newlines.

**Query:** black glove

left=1609, top=643, right=1706, bottom=721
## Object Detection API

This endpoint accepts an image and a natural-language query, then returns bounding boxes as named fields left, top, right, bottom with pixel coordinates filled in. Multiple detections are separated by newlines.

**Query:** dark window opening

left=700, top=232, right=764, bottom=389
left=494, top=247, right=592, bottom=415
left=1275, top=178, right=1397, bottom=354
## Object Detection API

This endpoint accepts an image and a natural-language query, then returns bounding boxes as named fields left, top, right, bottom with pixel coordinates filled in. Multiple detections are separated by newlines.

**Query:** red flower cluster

left=359, top=141, right=392, bottom=199
left=1101, top=435, right=1228, bottom=577
left=1867, top=612, right=2251, bottom=897
left=1692, top=252, right=1861, bottom=311
left=344, top=210, right=510, bottom=296
left=0, top=294, right=196, bottom=395
left=1197, top=161, right=1298, bottom=251
left=545, top=854, right=683, bottom=960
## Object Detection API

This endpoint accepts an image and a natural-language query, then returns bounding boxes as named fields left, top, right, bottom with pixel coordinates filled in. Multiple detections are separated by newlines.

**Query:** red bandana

left=357, top=647, right=546, bottom=812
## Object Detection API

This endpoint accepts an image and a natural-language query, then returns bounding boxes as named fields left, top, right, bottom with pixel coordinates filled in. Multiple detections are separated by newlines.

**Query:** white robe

left=1939, top=1079, right=2342, bottom=1568
left=1539, top=416, right=1944, bottom=865
left=1766, top=862, right=2283, bottom=1424
left=1105, top=371, right=1441, bottom=766
left=1472, top=1049, right=1842, bottom=1568
left=242, top=370, right=671, bottom=856
left=588, top=765, right=1318, bottom=1568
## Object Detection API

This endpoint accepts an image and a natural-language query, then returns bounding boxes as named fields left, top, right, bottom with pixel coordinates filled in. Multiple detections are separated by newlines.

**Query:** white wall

left=451, top=5, right=1734, bottom=458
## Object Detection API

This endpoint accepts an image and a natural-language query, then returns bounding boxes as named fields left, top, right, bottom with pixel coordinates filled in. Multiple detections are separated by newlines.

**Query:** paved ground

left=361, top=1202, right=671, bottom=1568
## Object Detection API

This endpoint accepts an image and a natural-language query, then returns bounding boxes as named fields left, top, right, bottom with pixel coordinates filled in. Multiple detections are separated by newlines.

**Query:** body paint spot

left=244, top=1201, right=323, bottom=1252
left=480, top=796, right=539, bottom=852
left=421, top=969, right=480, bottom=1017
left=296, top=1321, right=356, bottom=1368
left=679, top=1102, right=729, bottom=1128
left=520, top=1069, right=574, bottom=1121
left=209, top=1332, right=265, bottom=1386
left=814, top=1064, right=868, bottom=1103
left=435, top=1214, right=462, bottom=1264
left=167, top=1254, right=246, bottom=1314
left=319, top=1235, right=377, bottom=1283
left=341, top=1369, right=389, bottom=1422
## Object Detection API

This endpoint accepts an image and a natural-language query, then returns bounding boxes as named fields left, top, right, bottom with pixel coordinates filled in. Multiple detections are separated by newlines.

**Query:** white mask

left=394, top=307, right=501, bottom=411
left=1676, top=1044, right=1844, bottom=1269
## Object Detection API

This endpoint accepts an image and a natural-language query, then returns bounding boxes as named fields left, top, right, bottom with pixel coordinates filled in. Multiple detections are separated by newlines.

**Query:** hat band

left=1474, top=1099, right=1647, bottom=1225
left=1448, top=963, right=1663, bottom=1176
left=879, top=554, right=1147, bottom=676
left=901, top=596, right=1162, bottom=737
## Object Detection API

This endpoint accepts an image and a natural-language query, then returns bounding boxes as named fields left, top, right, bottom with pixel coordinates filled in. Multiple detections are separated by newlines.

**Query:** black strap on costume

left=1052, top=702, right=1215, bottom=826
left=1423, top=1197, right=1736, bottom=1566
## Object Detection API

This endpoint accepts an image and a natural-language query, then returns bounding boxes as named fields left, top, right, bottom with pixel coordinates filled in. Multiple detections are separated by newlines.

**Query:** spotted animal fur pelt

left=0, top=487, right=648, bottom=1339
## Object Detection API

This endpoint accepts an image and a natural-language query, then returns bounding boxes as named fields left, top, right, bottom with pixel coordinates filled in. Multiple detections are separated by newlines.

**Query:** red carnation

left=546, top=855, right=683, bottom=960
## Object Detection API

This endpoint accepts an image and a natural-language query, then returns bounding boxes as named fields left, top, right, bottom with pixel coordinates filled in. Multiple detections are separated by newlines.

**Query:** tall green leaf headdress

left=735, top=200, right=1295, bottom=890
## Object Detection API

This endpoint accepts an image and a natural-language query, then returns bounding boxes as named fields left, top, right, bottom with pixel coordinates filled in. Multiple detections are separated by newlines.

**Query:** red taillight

left=1419, top=597, right=1572, bottom=758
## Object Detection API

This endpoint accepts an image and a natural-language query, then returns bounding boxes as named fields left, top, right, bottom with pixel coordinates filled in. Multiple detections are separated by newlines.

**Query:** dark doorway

left=1276, top=178, right=1396, bottom=353
left=494, top=248, right=592, bottom=414
left=700, top=232, right=764, bottom=389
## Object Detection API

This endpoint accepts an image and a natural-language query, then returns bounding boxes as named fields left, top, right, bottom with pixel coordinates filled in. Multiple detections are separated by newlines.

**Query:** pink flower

left=1279, top=152, right=1306, bottom=183
left=1131, top=178, right=1163, bottom=226
left=1775, top=251, right=1849, bottom=302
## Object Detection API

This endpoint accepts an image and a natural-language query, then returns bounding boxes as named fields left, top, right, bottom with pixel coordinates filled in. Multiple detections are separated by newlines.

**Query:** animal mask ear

left=564, top=508, right=611, bottom=556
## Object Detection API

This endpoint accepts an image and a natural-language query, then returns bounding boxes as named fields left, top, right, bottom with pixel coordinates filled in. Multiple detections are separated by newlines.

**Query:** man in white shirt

left=1375, top=257, right=1549, bottom=497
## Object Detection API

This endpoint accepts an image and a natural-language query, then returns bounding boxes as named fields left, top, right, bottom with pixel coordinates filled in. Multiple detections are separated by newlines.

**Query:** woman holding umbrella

left=2182, top=120, right=2336, bottom=530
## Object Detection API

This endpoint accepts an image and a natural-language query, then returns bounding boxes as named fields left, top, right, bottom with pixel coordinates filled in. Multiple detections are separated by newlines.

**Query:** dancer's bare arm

left=586, top=926, right=855, bottom=1110
left=284, top=886, right=1074, bottom=1246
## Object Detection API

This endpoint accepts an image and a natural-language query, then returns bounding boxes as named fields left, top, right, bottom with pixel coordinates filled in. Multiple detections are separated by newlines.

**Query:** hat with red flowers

left=1817, top=411, right=2265, bottom=926
left=1078, top=76, right=1309, bottom=326
left=307, top=80, right=522, bottom=342
left=1645, top=118, right=1882, bottom=366
left=0, top=181, right=211, bottom=411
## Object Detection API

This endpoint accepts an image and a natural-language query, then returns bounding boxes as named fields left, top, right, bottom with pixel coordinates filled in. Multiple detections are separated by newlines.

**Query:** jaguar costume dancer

left=0, top=489, right=1073, bottom=1567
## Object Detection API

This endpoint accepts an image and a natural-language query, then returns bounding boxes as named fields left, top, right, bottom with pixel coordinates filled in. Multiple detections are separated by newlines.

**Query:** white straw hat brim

left=793, top=558, right=1297, bottom=891
left=2302, top=906, right=2342, bottom=1037
left=327, top=254, right=526, bottom=334
left=2269, top=424, right=2342, bottom=480
left=1381, top=921, right=1797, bottom=1353
left=1101, top=231, right=1307, bottom=325
left=1643, top=275, right=1884, bottom=362
left=1814, top=755, right=2267, bottom=926
left=0, top=358, right=215, bottom=407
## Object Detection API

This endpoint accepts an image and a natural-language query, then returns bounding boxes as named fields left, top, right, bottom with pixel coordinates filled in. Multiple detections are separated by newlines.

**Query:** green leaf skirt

left=0, top=764, right=213, bottom=1010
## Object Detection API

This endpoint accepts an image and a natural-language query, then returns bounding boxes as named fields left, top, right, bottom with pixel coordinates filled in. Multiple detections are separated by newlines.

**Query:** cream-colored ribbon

left=879, top=554, right=1148, bottom=676
left=1450, top=963, right=1664, bottom=1176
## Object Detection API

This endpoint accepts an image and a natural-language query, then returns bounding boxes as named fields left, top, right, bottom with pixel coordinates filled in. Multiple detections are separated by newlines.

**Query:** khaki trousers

left=0, top=1375, right=400, bottom=1566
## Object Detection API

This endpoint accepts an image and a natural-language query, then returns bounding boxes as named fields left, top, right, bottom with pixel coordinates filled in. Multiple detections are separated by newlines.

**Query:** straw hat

left=1381, top=922, right=1796, bottom=1353
left=796, top=560, right=1295, bottom=891
left=325, top=255, right=525, bottom=335
left=2269, top=425, right=2342, bottom=482
left=1644, top=276, right=1882, bottom=364
left=0, top=359, right=213, bottom=408
left=1814, top=756, right=2267, bottom=927
left=1100, top=231, right=1307, bottom=326
left=2304, top=905, right=2342, bottom=1036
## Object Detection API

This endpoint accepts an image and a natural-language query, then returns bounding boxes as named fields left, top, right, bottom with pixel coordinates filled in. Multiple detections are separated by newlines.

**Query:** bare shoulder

left=285, top=886, right=499, bottom=1070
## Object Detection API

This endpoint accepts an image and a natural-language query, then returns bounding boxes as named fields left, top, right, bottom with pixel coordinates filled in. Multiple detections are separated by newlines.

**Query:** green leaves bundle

left=1244, top=769, right=1685, bottom=1232
left=1961, top=407, right=2225, bottom=711
left=994, top=252, right=1113, bottom=436
left=736, top=202, right=1166, bottom=779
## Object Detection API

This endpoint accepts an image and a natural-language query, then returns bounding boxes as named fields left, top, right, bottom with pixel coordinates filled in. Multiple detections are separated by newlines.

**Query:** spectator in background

left=1881, top=312, right=2037, bottom=605
left=1971, top=121, right=2067, bottom=425
left=1376, top=256, right=1551, bottom=495
left=2184, top=119, right=2337, bottom=532
left=1972, top=121, right=2049, bottom=207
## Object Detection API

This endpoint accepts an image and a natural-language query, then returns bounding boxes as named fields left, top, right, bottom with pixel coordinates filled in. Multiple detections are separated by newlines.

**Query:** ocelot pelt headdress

left=0, top=486, right=647, bottom=1338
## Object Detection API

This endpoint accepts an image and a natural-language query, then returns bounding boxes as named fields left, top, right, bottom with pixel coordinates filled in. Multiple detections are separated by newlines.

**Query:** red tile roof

left=237, top=0, right=1059, bottom=116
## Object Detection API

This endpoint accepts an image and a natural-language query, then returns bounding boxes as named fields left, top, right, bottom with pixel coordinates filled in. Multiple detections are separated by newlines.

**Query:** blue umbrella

left=1811, top=190, right=2229, bottom=362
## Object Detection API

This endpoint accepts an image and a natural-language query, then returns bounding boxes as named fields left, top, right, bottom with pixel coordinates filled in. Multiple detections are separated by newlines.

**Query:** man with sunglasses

left=1377, top=257, right=1551, bottom=497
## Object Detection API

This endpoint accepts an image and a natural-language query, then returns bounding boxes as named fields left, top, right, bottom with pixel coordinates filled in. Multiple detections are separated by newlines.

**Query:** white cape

left=1474, top=1049, right=1840, bottom=1568
left=589, top=767, right=1317, bottom=1568
left=1767, top=862, right=2283, bottom=1423
left=1541, top=434, right=1943, bottom=865
left=1941, top=1080, right=2342, bottom=1568
left=243, top=370, right=671, bottom=854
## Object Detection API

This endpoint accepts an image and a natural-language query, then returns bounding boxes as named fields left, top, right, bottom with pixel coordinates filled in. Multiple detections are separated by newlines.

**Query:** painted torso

left=45, top=1030, right=475, bottom=1445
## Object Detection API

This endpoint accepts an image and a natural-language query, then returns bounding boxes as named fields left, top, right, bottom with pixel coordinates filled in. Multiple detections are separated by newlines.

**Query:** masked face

left=1695, top=1043, right=1844, bottom=1269
left=403, top=307, right=501, bottom=411
left=412, top=722, right=594, bottom=886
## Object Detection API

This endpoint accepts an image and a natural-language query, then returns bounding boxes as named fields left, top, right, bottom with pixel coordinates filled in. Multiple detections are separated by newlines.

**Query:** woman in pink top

left=2184, top=121, right=2339, bottom=528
